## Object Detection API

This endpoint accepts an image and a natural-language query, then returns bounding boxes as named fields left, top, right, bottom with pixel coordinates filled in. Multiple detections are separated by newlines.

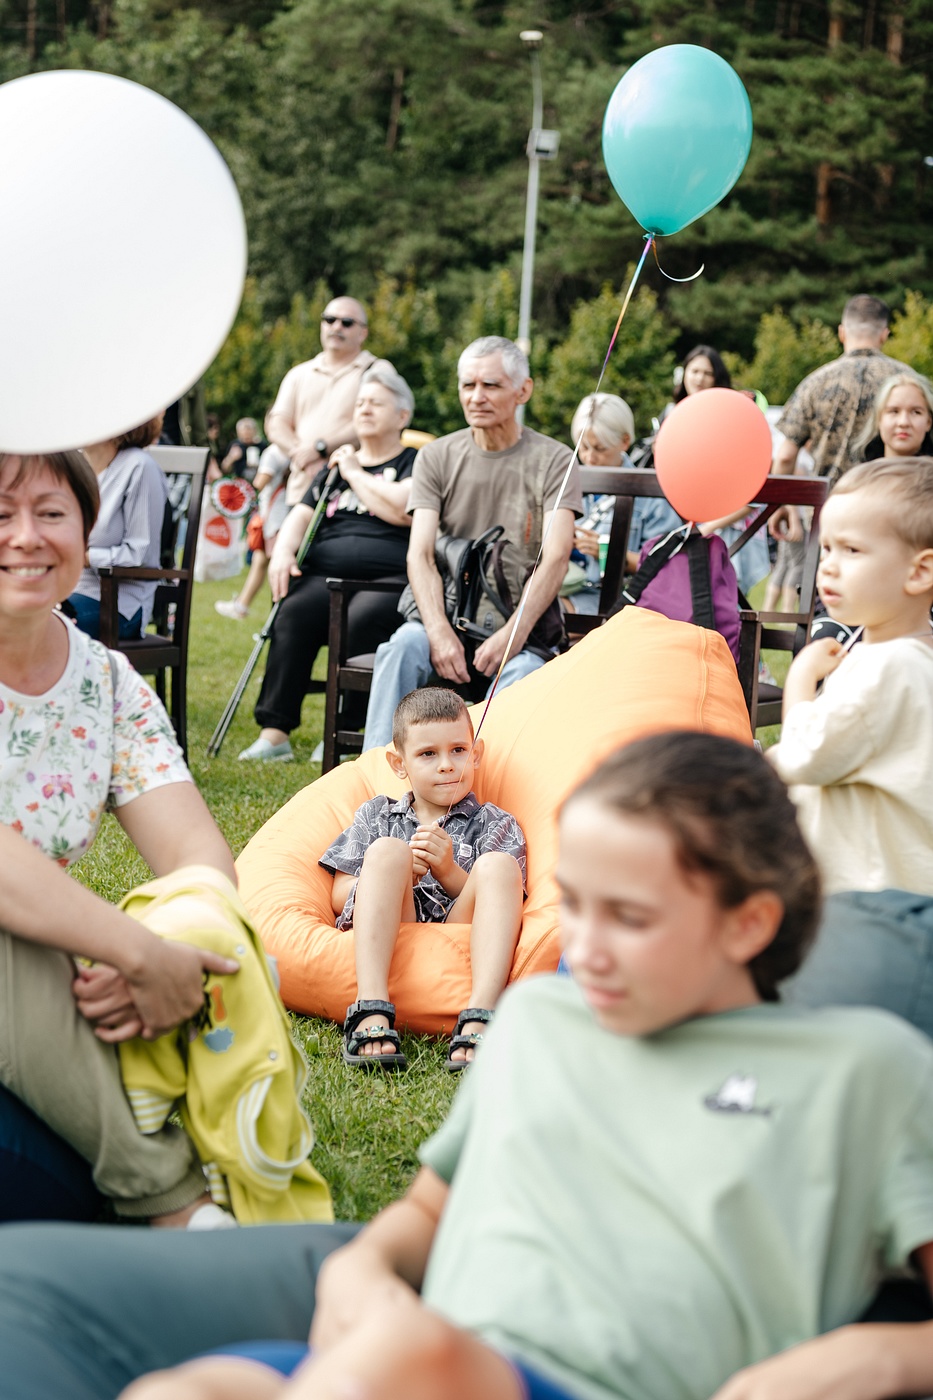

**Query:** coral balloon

left=602, top=45, right=752, bottom=237
left=0, top=70, right=246, bottom=452
left=654, top=390, right=772, bottom=522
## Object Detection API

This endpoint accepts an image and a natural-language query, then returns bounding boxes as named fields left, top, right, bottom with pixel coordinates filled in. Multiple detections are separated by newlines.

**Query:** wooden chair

left=320, top=576, right=407, bottom=772
left=567, top=467, right=829, bottom=730
left=731, top=476, right=828, bottom=729
left=98, top=445, right=209, bottom=759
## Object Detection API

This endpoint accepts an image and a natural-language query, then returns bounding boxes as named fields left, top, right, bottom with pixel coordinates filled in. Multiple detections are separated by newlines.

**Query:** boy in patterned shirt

left=319, top=688, right=525, bottom=1075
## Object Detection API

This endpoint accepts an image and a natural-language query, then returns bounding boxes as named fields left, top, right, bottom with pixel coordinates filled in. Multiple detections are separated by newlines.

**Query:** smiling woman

left=0, top=450, right=240, bottom=1227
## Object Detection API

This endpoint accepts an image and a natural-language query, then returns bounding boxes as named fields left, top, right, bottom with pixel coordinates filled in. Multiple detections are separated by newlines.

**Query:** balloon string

left=436, top=234, right=658, bottom=827
left=591, top=232, right=655, bottom=395
left=652, top=238, right=705, bottom=283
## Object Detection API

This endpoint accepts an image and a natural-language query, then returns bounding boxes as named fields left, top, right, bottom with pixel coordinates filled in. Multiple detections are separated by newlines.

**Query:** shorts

left=770, top=535, right=805, bottom=591
left=246, top=511, right=265, bottom=554
left=210, top=1342, right=580, bottom=1398
left=334, top=876, right=455, bottom=931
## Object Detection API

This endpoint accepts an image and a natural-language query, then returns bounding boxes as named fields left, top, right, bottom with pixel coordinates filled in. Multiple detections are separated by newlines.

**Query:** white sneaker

left=186, top=1202, right=238, bottom=1230
left=238, top=736, right=295, bottom=762
left=215, top=598, right=248, bottom=620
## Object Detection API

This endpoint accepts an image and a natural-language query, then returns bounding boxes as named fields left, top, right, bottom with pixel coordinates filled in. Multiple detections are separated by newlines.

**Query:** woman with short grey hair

left=240, top=369, right=420, bottom=762
left=361, top=364, right=415, bottom=421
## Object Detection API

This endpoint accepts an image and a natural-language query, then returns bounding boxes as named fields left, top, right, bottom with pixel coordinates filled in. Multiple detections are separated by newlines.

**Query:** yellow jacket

left=118, top=866, right=333, bottom=1224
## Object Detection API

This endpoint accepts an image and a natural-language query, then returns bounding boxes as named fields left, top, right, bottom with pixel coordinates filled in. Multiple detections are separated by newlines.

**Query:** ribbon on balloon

left=454, top=45, right=761, bottom=772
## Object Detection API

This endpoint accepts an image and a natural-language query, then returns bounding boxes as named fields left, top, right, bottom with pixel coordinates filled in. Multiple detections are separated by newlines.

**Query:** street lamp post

left=516, top=29, right=559, bottom=424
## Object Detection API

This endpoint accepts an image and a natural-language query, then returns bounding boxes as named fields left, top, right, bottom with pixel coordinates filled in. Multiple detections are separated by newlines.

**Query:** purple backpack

left=609, top=526, right=741, bottom=662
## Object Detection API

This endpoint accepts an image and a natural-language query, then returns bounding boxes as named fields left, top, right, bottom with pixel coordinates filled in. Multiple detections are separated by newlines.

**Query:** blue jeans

left=362, top=621, right=549, bottom=751
left=211, top=1341, right=578, bottom=1399
left=0, top=1083, right=101, bottom=1223
left=67, top=593, right=143, bottom=641
left=781, top=890, right=933, bottom=1039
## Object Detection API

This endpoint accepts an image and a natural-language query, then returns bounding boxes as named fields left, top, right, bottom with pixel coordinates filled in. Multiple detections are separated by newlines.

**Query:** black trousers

left=254, top=572, right=403, bottom=735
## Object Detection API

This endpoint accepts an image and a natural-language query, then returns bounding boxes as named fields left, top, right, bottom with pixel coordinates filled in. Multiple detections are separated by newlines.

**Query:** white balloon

left=0, top=70, right=247, bottom=453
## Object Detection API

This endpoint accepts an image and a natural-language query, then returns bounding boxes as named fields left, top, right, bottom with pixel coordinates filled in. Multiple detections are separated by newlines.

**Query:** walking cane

left=207, top=464, right=340, bottom=757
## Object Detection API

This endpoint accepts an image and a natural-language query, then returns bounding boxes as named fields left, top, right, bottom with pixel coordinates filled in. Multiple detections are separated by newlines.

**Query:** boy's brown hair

left=392, top=687, right=473, bottom=753
left=832, top=457, right=933, bottom=554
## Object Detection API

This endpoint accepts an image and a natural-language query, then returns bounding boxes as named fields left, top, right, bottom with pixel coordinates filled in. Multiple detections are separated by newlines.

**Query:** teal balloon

left=602, top=45, right=752, bottom=237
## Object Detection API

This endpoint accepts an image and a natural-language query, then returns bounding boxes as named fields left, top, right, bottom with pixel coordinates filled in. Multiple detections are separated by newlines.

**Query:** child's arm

left=712, top=1241, right=933, bottom=1400
left=781, top=637, right=846, bottom=718
left=311, top=1167, right=448, bottom=1352
left=409, top=823, right=467, bottom=897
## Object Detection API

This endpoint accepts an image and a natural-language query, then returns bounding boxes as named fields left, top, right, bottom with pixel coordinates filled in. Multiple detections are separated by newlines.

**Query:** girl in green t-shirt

left=127, top=733, right=933, bottom=1400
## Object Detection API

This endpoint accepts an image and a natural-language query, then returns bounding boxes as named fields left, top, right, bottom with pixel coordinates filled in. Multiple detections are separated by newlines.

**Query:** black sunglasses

left=321, top=315, right=365, bottom=328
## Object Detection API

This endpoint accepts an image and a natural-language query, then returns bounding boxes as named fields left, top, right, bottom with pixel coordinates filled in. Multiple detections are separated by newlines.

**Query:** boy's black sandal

left=342, top=999, right=407, bottom=1071
left=445, top=1007, right=493, bottom=1074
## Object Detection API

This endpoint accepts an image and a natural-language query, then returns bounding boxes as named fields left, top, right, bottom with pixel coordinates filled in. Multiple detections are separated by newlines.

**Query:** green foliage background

left=3, top=0, right=933, bottom=437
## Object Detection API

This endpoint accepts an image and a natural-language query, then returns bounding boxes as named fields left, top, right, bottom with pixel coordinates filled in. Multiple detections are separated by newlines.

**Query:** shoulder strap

left=608, top=527, right=689, bottom=617
left=685, top=533, right=716, bottom=632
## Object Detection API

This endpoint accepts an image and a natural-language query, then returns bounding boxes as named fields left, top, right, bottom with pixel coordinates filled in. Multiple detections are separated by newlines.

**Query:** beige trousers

left=0, top=930, right=205, bottom=1218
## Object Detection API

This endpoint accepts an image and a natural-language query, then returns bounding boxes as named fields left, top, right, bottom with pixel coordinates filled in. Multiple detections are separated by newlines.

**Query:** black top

left=863, top=432, right=933, bottom=461
left=300, top=445, right=416, bottom=578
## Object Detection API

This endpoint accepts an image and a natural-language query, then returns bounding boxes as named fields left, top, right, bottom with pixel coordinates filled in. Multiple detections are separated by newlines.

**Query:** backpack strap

left=607, top=526, right=690, bottom=617
left=685, top=532, right=716, bottom=632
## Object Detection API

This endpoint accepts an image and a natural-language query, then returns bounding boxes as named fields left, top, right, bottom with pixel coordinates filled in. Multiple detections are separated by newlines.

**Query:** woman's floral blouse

left=0, top=620, right=191, bottom=867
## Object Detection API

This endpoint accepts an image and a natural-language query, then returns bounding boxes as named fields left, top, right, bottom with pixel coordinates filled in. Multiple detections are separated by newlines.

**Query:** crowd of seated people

left=2, top=289, right=933, bottom=1399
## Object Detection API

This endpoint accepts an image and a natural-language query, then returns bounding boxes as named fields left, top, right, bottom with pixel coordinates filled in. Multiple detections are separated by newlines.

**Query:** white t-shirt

left=0, top=619, right=191, bottom=868
left=769, top=638, right=933, bottom=896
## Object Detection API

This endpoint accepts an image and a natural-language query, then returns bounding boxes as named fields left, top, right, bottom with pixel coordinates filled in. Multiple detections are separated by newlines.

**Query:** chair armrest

left=97, top=565, right=187, bottom=582
left=325, top=576, right=406, bottom=596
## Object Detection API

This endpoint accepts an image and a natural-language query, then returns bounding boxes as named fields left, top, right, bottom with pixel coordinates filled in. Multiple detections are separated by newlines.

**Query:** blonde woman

left=564, top=393, right=680, bottom=614
left=857, top=370, right=933, bottom=461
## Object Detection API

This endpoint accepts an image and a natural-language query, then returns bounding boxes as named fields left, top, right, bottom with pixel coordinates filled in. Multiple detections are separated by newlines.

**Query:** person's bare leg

left=286, top=1292, right=524, bottom=1400
left=260, top=726, right=291, bottom=745
left=150, top=1192, right=212, bottom=1228
left=761, top=580, right=779, bottom=612
left=352, top=838, right=417, bottom=1056
left=237, top=550, right=270, bottom=612
left=780, top=582, right=800, bottom=614
left=446, top=853, right=523, bottom=1063
left=121, top=1356, right=287, bottom=1400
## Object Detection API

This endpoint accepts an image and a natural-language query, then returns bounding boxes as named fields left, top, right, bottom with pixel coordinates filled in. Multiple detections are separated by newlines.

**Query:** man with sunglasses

left=265, top=296, right=394, bottom=505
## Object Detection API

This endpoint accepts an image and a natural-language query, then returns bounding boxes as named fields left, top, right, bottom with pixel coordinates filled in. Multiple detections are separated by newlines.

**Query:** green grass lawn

left=72, top=567, right=457, bottom=1222
left=72, top=568, right=788, bottom=1220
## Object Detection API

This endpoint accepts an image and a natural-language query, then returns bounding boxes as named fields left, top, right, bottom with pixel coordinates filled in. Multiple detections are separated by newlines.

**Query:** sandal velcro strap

left=451, top=1007, right=493, bottom=1036
left=343, top=999, right=406, bottom=1071
left=445, top=1007, right=494, bottom=1074
left=448, top=1032, right=484, bottom=1051
left=348, top=1025, right=402, bottom=1053
left=343, top=999, right=397, bottom=1034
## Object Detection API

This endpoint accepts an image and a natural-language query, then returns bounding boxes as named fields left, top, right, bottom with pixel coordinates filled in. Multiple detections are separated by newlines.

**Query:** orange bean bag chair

left=237, top=608, right=752, bottom=1034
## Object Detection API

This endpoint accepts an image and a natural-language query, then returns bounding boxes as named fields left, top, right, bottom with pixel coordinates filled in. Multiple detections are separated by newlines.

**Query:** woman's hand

left=573, top=526, right=600, bottom=560
left=268, top=544, right=301, bottom=602
left=330, top=444, right=360, bottom=481
left=72, top=963, right=143, bottom=1040
left=115, top=933, right=239, bottom=1043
